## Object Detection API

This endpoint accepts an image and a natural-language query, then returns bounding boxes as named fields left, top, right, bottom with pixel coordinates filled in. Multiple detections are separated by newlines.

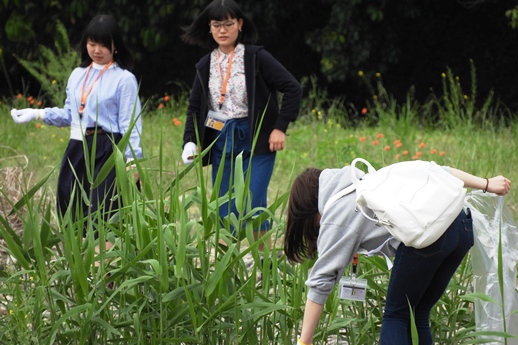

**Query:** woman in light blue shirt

left=11, top=14, right=142, bottom=233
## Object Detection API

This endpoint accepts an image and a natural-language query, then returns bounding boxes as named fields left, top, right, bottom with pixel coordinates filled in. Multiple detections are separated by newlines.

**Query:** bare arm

left=450, top=168, right=511, bottom=196
left=299, top=299, right=324, bottom=344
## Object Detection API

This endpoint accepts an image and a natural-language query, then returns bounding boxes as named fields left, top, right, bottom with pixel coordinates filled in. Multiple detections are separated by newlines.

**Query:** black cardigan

left=182, top=44, right=302, bottom=166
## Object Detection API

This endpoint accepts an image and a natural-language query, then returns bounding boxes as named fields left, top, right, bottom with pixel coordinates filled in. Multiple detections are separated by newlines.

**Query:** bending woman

left=284, top=164, right=510, bottom=345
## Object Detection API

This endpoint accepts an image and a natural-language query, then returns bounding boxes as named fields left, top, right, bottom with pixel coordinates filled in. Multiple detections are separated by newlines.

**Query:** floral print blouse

left=208, top=43, right=248, bottom=119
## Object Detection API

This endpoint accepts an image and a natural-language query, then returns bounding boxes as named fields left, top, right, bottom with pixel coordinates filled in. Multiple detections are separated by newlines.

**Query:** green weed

left=1, top=36, right=518, bottom=344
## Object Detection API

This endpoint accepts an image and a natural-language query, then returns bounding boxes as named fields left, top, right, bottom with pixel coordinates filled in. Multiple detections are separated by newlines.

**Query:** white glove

left=11, top=108, right=40, bottom=124
left=182, top=142, right=198, bottom=164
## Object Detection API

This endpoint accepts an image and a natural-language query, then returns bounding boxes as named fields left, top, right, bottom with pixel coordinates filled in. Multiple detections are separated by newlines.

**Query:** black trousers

left=56, top=133, right=122, bottom=233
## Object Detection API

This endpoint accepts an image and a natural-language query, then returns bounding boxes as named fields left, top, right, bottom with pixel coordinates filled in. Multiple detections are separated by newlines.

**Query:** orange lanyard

left=79, top=61, right=113, bottom=116
left=216, top=48, right=235, bottom=109
left=351, top=253, right=359, bottom=277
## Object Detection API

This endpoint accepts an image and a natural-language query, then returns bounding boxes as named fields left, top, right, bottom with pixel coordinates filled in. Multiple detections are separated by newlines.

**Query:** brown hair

left=284, top=168, right=322, bottom=263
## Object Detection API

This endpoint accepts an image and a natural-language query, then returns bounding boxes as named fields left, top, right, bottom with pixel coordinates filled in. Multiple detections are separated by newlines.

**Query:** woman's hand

left=487, top=175, right=511, bottom=196
left=11, top=108, right=40, bottom=123
left=126, top=163, right=141, bottom=189
left=182, top=142, right=198, bottom=164
left=269, top=129, right=286, bottom=152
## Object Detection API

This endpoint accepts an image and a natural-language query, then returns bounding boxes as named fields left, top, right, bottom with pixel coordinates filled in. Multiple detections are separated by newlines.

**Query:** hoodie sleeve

left=306, top=172, right=372, bottom=304
left=305, top=166, right=369, bottom=305
left=306, top=217, right=363, bottom=305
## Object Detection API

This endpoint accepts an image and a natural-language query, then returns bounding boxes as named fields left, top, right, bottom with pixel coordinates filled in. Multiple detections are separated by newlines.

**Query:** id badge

left=205, top=110, right=227, bottom=131
left=338, top=277, right=368, bottom=301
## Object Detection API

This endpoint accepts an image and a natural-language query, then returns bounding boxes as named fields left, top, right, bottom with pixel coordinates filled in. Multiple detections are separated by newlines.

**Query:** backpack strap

left=322, top=170, right=395, bottom=270
left=322, top=184, right=356, bottom=214
left=351, top=158, right=377, bottom=186
left=322, top=182, right=392, bottom=226
left=357, top=240, right=394, bottom=270
left=350, top=158, right=393, bottom=227
left=356, top=206, right=393, bottom=227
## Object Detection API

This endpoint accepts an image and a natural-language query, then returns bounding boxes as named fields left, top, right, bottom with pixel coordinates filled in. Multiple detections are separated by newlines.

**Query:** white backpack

left=348, top=158, right=466, bottom=249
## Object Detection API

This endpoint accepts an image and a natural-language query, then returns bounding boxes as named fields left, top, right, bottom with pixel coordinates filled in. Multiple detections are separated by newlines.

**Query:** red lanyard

left=216, top=48, right=235, bottom=109
left=79, top=61, right=113, bottom=116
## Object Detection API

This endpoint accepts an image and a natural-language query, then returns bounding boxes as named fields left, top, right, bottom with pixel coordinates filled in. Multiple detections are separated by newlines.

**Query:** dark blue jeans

left=379, top=210, right=474, bottom=345
left=211, top=118, right=275, bottom=232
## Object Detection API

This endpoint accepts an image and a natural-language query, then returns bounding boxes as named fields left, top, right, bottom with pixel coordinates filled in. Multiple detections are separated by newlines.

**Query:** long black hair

left=284, top=168, right=322, bottom=264
left=78, top=14, right=134, bottom=70
left=181, top=0, right=258, bottom=49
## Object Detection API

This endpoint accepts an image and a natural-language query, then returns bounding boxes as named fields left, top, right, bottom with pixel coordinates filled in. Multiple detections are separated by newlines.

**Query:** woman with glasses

left=181, top=0, right=302, bottom=250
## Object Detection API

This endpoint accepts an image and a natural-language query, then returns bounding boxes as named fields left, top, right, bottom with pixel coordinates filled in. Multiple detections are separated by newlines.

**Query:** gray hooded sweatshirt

left=306, top=166, right=399, bottom=305
left=306, top=164, right=453, bottom=305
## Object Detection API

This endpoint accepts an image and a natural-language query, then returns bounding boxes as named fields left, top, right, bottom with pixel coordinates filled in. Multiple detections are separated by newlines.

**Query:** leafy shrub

left=15, top=21, right=80, bottom=107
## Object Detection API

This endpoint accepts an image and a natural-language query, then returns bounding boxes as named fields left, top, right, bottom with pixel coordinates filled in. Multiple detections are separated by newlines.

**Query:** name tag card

left=205, top=110, right=227, bottom=131
left=339, top=277, right=368, bottom=301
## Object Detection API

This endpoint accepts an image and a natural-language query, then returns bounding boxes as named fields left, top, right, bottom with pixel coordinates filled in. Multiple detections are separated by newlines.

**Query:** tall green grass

left=0, top=122, right=306, bottom=344
left=1, top=67, right=518, bottom=344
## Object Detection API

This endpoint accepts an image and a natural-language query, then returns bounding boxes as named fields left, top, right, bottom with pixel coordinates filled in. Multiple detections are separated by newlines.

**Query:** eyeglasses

left=209, top=21, right=237, bottom=31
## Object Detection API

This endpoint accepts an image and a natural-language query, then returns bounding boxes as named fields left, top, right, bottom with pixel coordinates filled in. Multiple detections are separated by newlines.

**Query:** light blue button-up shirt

left=43, top=62, right=143, bottom=159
